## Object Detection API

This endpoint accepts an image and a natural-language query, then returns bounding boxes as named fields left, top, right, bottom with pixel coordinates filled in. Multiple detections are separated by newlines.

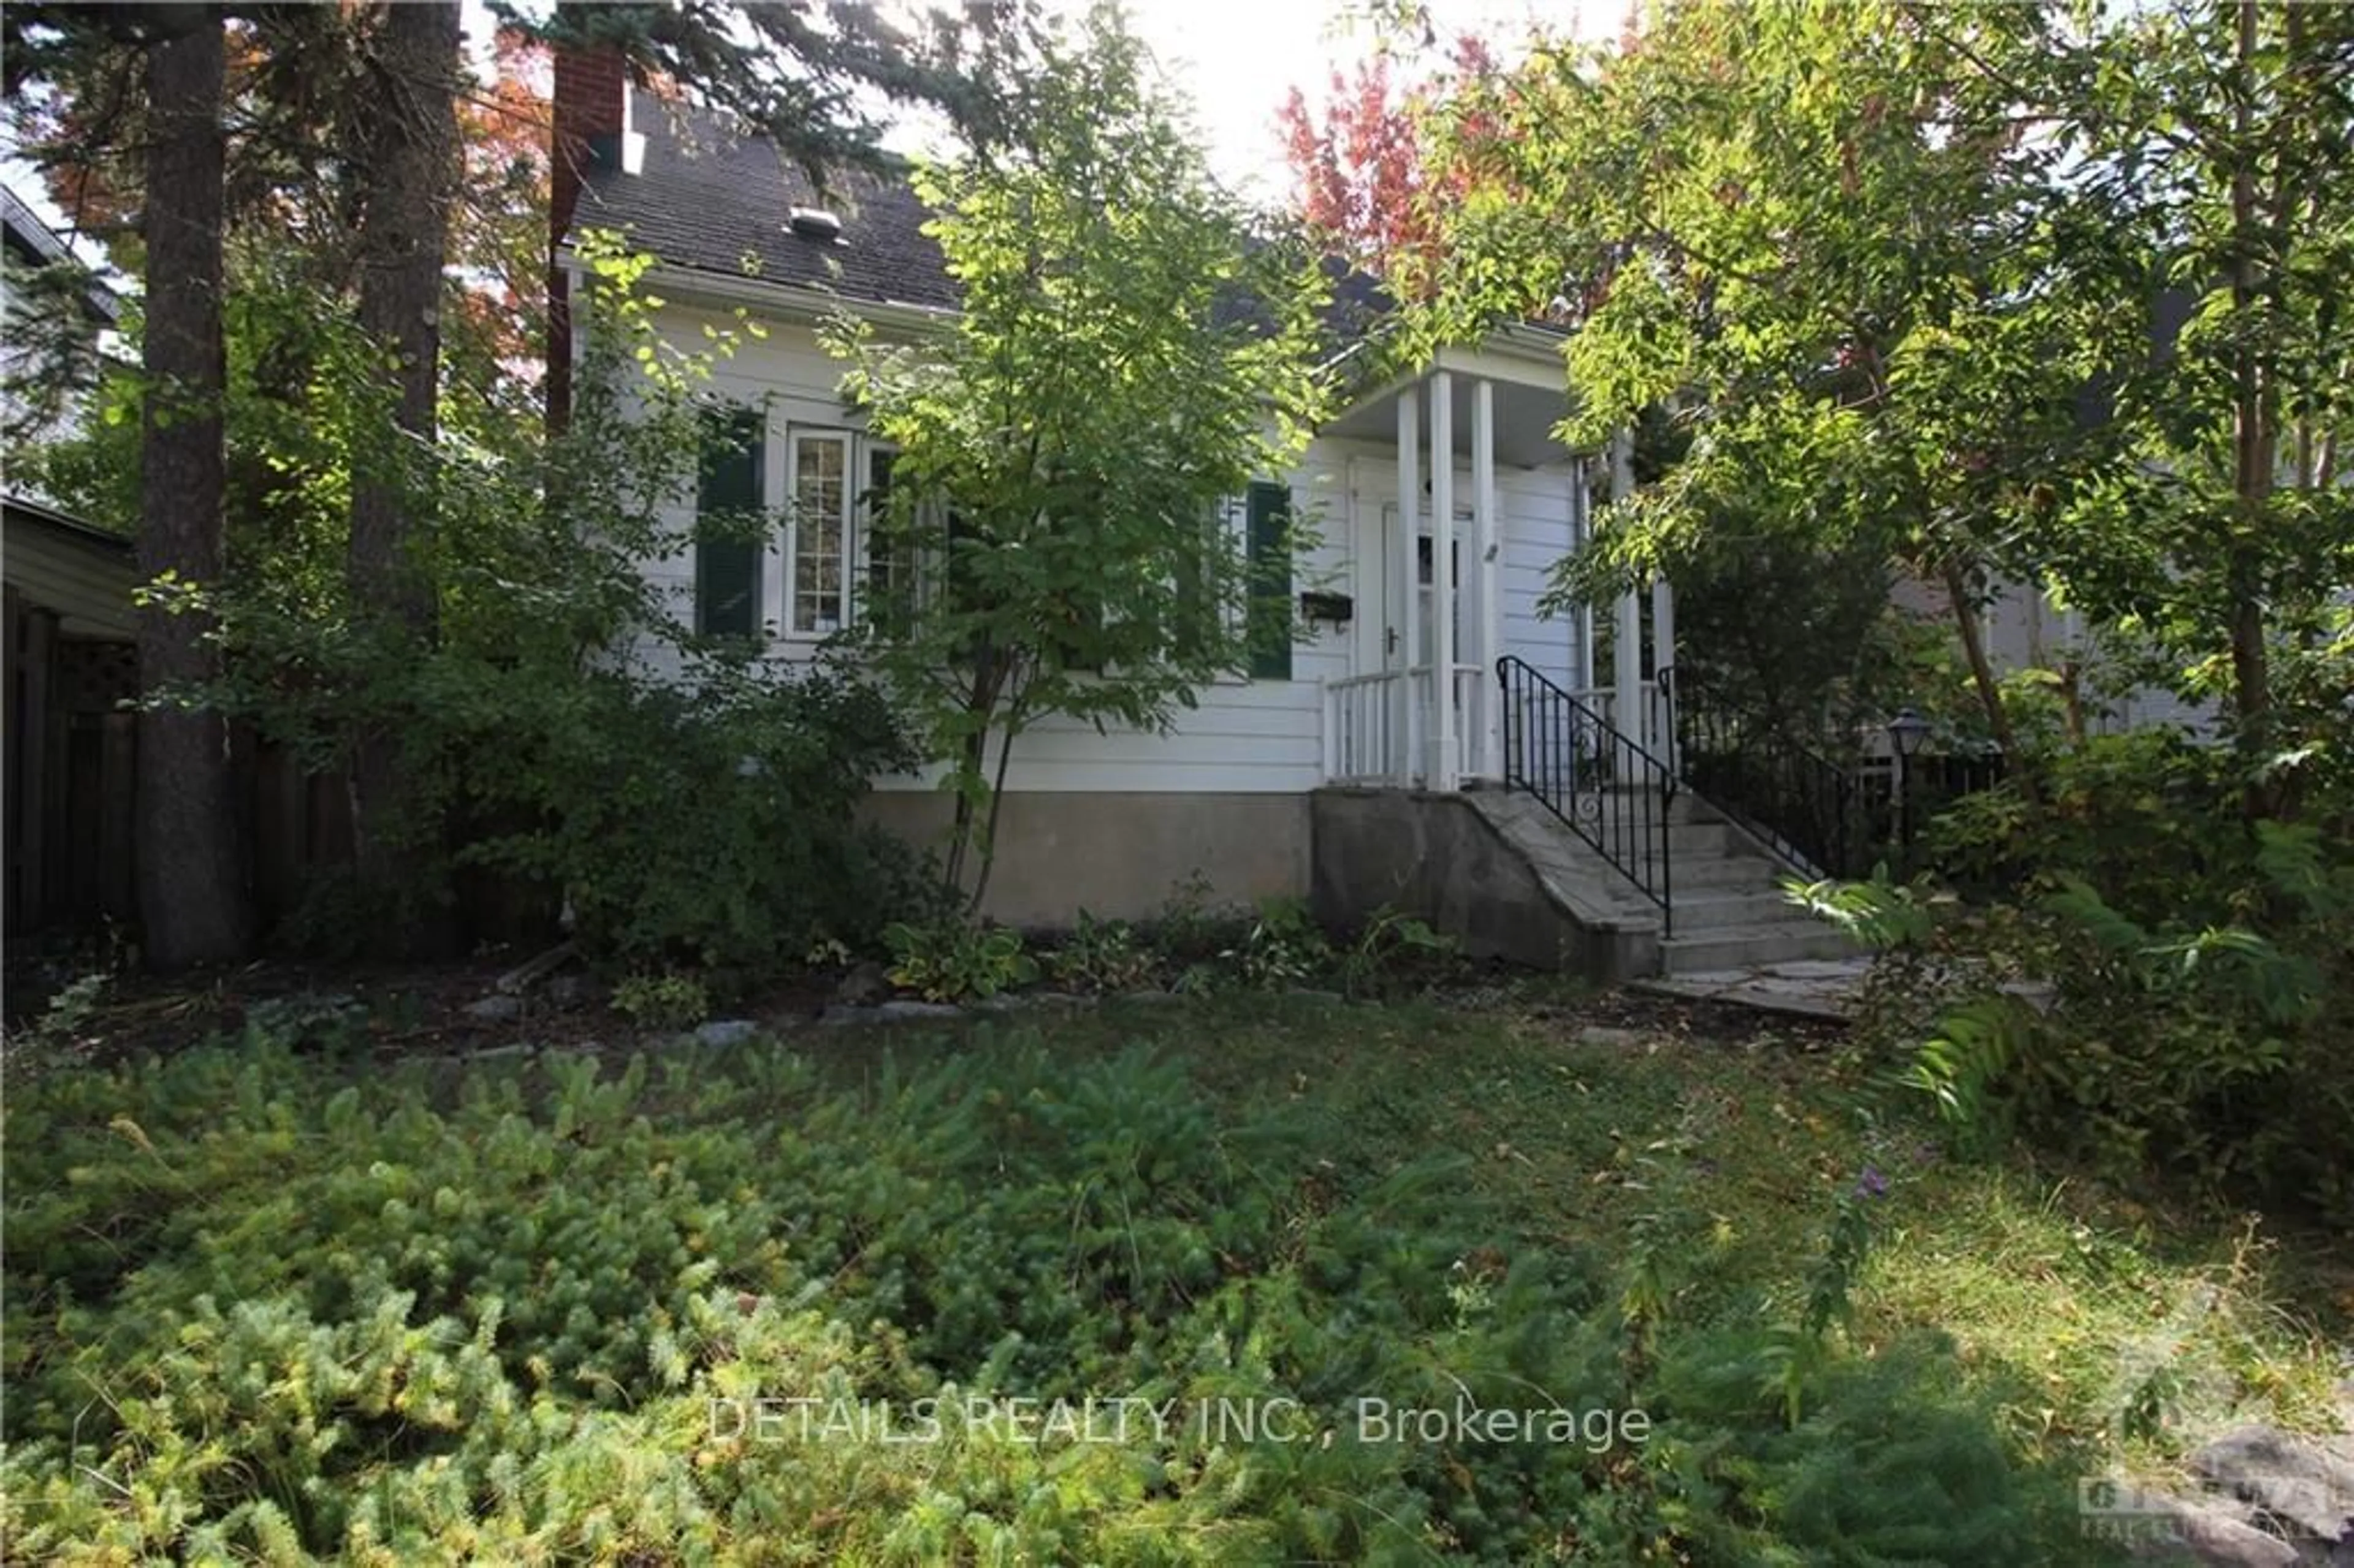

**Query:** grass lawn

left=5, top=988, right=2346, bottom=1563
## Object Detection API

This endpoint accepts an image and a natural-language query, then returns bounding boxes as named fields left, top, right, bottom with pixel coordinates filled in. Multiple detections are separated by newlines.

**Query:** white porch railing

left=1322, top=664, right=1488, bottom=786
left=1324, top=672, right=1396, bottom=785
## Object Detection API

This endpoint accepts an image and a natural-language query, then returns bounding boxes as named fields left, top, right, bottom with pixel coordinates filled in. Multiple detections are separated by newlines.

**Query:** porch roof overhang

left=1322, top=329, right=1582, bottom=469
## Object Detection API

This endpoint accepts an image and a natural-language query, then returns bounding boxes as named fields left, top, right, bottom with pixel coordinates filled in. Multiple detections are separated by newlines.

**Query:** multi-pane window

left=788, top=430, right=851, bottom=636
left=861, top=445, right=904, bottom=607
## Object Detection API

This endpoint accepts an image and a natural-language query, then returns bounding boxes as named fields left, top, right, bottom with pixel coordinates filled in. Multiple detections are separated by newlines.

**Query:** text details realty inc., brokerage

left=709, top=1393, right=1653, bottom=1452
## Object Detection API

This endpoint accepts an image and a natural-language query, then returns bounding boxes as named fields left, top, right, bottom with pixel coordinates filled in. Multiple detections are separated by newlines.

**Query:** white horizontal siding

left=1498, top=473, right=1577, bottom=688
left=623, top=303, right=1379, bottom=794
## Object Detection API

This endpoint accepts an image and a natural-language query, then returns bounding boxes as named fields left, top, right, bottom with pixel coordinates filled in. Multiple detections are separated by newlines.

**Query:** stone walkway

left=1631, top=957, right=1876, bottom=1021
left=1635, top=957, right=2065, bottom=1025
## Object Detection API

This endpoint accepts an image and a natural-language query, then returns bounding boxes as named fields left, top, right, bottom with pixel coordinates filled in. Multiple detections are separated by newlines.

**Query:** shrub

left=1118, top=886, right=1465, bottom=1000
left=463, top=660, right=935, bottom=978
left=883, top=919, right=1039, bottom=1002
left=1825, top=818, right=2354, bottom=1223
left=610, top=971, right=711, bottom=1031
left=1045, top=909, right=1159, bottom=994
left=0, top=970, right=110, bottom=1081
left=1336, top=907, right=1459, bottom=1000
left=1217, top=895, right=1333, bottom=990
left=1925, top=729, right=2247, bottom=909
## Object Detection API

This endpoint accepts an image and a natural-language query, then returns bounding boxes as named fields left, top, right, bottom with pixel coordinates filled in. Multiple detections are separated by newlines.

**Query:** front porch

left=1312, top=348, right=1676, bottom=791
left=1322, top=666, right=1674, bottom=789
left=1299, top=364, right=1858, bottom=980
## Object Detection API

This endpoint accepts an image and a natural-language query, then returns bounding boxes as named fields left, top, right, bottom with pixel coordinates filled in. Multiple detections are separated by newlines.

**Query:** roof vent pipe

left=787, top=206, right=842, bottom=242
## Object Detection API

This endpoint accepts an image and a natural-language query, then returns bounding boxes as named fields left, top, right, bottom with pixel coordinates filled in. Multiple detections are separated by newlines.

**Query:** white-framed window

left=856, top=441, right=909, bottom=610
left=1186, top=493, right=1246, bottom=646
left=785, top=427, right=853, bottom=636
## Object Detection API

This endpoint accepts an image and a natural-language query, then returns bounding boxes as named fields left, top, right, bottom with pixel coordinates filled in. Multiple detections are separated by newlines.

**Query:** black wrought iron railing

left=1857, top=747, right=2012, bottom=878
left=1497, top=655, right=1676, bottom=931
left=1666, top=668, right=1872, bottom=879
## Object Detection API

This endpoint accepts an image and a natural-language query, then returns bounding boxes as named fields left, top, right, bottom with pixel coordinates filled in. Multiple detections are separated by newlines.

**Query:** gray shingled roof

left=565, top=96, right=1394, bottom=346
left=566, top=99, right=954, bottom=314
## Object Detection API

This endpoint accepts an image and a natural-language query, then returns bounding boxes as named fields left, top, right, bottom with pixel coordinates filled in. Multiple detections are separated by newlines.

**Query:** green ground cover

left=4, top=993, right=2343, bottom=1563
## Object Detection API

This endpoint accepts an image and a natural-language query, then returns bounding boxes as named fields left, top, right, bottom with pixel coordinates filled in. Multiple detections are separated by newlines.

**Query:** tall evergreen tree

left=135, top=4, right=250, bottom=967
left=344, top=1, right=462, bottom=944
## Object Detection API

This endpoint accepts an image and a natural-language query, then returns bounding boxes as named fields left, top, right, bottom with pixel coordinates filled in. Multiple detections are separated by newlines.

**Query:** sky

left=1099, top=0, right=1611, bottom=201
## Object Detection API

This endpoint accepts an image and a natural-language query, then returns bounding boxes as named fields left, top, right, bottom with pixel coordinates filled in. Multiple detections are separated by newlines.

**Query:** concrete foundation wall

left=859, top=791, right=1309, bottom=927
left=1309, top=787, right=1659, bottom=981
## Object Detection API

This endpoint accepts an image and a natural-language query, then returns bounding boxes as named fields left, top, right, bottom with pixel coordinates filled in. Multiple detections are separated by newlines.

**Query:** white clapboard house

left=547, top=51, right=1870, bottom=979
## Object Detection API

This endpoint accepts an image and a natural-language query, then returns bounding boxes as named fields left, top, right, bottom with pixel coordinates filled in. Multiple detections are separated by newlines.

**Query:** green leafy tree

left=1419, top=0, right=2085, bottom=772
left=2032, top=0, right=2354, bottom=815
left=826, top=4, right=1332, bottom=906
left=1419, top=0, right=2351, bottom=816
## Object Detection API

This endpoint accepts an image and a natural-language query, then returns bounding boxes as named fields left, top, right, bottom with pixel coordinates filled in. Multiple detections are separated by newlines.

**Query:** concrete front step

left=1669, top=886, right=1813, bottom=931
left=1661, top=921, right=1860, bottom=974
left=1470, top=782, right=1857, bottom=981
left=1550, top=820, right=1737, bottom=858
left=1666, top=822, right=1735, bottom=856
left=1574, top=789, right=1724, bottom=828
left=1531, top=819, right=1742, bottom=877
left=1526, top=783, right=1718, bottom=817
left=1587, top=850, right=1786, bottom=891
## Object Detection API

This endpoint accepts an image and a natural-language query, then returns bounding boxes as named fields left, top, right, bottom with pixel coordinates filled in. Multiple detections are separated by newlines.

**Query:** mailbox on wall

left=1300, top=590, right=1353, bottom=626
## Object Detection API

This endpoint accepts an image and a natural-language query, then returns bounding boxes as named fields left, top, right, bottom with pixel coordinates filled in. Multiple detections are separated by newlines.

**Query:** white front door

left=1353, top=484, right=1471, bottom=680
left=1408, top=508, right=1468, bottom=671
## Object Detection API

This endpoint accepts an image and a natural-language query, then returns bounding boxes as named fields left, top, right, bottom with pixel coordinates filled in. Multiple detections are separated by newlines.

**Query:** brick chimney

left=547, top=37, right=629, bottom=433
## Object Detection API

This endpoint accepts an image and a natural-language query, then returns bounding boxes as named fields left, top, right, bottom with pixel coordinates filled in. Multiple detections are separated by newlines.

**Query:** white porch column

left=1573, top=460, right=1596, bottom=691
left=1472, top=378, right=1501, bottom=780
left=1610, top=432, right=1644, bottom=750
left=1430, top=372, right=1456, bottom=790
left=1650, top=575, right=1677, bottom=767
left=1395, top=385, right=1420, bottom=787
left=1614, top=590, right=1644, bottom=751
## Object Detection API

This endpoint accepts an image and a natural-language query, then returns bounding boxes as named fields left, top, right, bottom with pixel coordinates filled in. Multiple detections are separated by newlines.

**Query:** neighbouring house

left=1891, top=574, right=2217, bottom=741
left=3, top=182, right=116, bottom=459
left=4, top=186, right=137, bottom=935
left=546, top=59, right=1876, bottom=979
left=4, top=492, right=139, bottom=934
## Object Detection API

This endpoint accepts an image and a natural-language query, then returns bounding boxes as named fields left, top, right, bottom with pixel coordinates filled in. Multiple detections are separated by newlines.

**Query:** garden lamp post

left=1886, top=708, right=1930, bottom=859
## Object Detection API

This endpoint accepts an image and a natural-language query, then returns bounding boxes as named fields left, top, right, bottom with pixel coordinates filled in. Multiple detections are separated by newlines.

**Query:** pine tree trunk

left=135, top=6, right=250, bottom=970
left=345, top=0, right=460, bottom=948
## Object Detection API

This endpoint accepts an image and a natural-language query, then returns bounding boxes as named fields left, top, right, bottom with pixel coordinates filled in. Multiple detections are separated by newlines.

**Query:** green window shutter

left=1246, top=480, right=1292, bottom=681
left=696, top=411, right=763, bottom=639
